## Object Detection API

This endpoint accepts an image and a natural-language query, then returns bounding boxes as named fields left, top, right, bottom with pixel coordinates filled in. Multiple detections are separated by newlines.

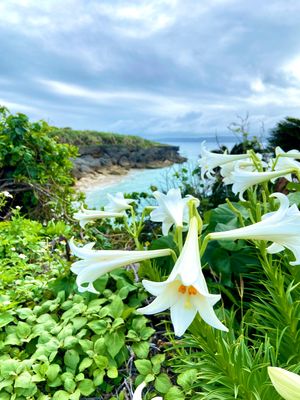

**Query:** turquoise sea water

left=85, top=137, right=237, bottom=208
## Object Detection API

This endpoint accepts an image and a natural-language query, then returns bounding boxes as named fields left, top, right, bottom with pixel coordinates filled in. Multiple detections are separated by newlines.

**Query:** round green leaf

left=155, top=373, right=172, bottom=394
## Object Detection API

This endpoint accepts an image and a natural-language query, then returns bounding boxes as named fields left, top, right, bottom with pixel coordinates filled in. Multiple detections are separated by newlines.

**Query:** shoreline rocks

left=72, top=144, right=186, bottom=180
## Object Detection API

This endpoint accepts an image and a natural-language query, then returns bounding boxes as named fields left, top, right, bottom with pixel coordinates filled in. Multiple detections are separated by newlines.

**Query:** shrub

left=268, top=117, right=300, bottom=151
left=0, top=107, right=79, bottom=220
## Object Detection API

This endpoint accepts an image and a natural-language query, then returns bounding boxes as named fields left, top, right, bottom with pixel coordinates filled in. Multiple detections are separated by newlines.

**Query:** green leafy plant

left=0, top=107, right=79, bottom=219
left=0, top=210, right=72, bottom=310
left=0, top=270, right=159, bottom=399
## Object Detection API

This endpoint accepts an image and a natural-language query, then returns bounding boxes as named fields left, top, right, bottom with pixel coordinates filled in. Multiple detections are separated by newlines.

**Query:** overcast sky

left=1, top=0, right=300, bottom=140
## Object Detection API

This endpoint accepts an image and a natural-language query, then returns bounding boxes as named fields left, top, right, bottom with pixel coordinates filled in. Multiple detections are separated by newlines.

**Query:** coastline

left=75, top=167, right=134, bottom=192
left=74, top=158, right=182, bottom=193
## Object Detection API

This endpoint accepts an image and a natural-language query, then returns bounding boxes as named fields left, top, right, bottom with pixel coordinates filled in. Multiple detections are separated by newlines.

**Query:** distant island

left=155, top=135, right=238, bottom=143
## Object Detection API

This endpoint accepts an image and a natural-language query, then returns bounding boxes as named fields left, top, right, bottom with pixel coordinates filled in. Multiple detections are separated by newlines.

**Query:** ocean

left=85, top=136, right=237, bottom=208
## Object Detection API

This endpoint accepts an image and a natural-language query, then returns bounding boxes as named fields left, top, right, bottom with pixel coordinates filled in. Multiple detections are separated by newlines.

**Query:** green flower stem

left=262, top=182, right=271, bottom=202
left=255, top=201, right=261, bottom=222
left=200, top=234, right=210, bottom=257
left=133, top=236, right=142, bottom=250
left=169, top=249, right=178, bottom=263
left=261, top=190, right=268, bottom=214
left=271, top=154, right=279, bottom=170
left=123, top=216, right=134, bottom=237
left=136, top=209, right=148, bottom=236
left=246, top=189, right=257, bottom=224
left=129, top=205, right=144, bottom=249
left=175, top=226, right=183, bottom=252
left=225, top=198, right=245, bottom=226
left=135, top=207, right=157, bottom=247
left=123, top=212, right=142, bottom=249
left=129, top=205, right=136, bottom=227
left=249, top=149, right=263, bottom=171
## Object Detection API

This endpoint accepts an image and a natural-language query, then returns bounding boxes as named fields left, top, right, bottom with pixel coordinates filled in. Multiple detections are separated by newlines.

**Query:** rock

left=119, top=156, right=131, bottom=168
left=72, top=143, right=186, bottom=179
left=80, top=164, right=93, bottom=173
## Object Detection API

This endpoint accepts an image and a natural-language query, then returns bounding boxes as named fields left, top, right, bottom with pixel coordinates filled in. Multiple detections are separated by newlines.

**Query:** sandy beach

left=74, top=169, right=133, bottom=192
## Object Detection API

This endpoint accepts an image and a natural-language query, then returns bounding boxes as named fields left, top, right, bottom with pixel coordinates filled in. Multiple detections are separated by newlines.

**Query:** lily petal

left=104, top=192, right=135, bottom=213
left=73, top=208, right=124, bottom=228
left=132, top=382, right=146, bottom=400
left=137, top=290, right=175, bottom=314
left=142, top=279, right=170, bottom=296
left=227, top=164, right=294, bottom=201
left=139, top=216, right=227, bottom=335
left=150, top=188, right=199, bottom=235
left=191, top=295, right=228, bottom=331
left=70, top=241, right=171, bottom=293
left=199, top=141, right=249, bottom=179
left=170, top=296, right=197, bottom=337
left=209, top=193, right=300, bottom=265
left=268, top=367, right=300, bottom=400
left=266, top=243, right=285, bottom=254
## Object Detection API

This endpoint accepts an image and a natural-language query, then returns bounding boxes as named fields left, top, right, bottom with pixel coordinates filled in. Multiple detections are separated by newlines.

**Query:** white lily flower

left=132, top=381, right=162, bottom=400
left=268, top=367, right=300, bottom=400
left=70, top=238, right=171, bottom=293
left=220, top=153, right=266, bottom=180
left=223, top=161, right=294, bottom=200
left=199, top=141, right=249, bottom=179
left=73, top=208, right=124, bottom=228
left=132, top=382, right=146, bottom=400
left=0, top=191, right=13, bottom=198
left=150, top=188, right=199, bottom=235
left=209, top=192, right=300, bottom=265
left=220, top=158, right=256, bottom=180
left=137, top=217, right=228, bottom=336
left=104, top=192, right=135, bottom=213
left=270, top=146, right=300, bottom=180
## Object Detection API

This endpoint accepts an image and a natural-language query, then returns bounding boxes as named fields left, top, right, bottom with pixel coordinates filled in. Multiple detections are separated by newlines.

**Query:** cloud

left=0, top=0, right=300, bottom=139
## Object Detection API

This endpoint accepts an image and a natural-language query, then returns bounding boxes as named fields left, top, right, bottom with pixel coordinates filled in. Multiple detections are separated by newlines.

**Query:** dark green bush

left=0, top=107, right=79, bottom=220
left=268, top=117, right=300, bottom=151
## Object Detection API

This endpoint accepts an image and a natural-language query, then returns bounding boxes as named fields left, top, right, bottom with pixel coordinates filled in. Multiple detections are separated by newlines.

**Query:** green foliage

left=169, top=270, right=300, bottom=399
left=167, top=199, right=300, bottom=399
left=0, top=210, right=73, bottom=310
left=2, top=120, right=300, bottom=400
left=0, top=107, right=79, bottom=219
left=0, top=270, right=158, bottom=399
left=203, top=202, right=260, bottom=288
left=170, top=314, right=282, bottom=400
left=268, top=116, right=300, bottom=151
left=50, top=126, right=160, bottom=148
left=250, top=259, right=300, bottom=364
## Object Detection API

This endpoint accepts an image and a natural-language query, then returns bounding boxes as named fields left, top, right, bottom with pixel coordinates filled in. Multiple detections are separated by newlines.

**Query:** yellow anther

left=188, top=286, right=197, bottom=295
left=178, top=284, right=187, bottom=294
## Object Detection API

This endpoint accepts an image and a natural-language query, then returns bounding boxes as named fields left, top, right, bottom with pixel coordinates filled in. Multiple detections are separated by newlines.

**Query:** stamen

left=178, top=284, right=187, bottom=294
left=188, top=286, right=197, bottom=295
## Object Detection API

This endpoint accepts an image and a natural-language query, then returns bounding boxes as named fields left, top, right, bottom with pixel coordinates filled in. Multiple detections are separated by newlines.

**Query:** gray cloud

left=1, top=0, right=300, bottom=139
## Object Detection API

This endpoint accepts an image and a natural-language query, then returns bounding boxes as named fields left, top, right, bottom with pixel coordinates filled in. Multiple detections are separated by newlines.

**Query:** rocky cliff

left=72, top=144, right=186, bottom=179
